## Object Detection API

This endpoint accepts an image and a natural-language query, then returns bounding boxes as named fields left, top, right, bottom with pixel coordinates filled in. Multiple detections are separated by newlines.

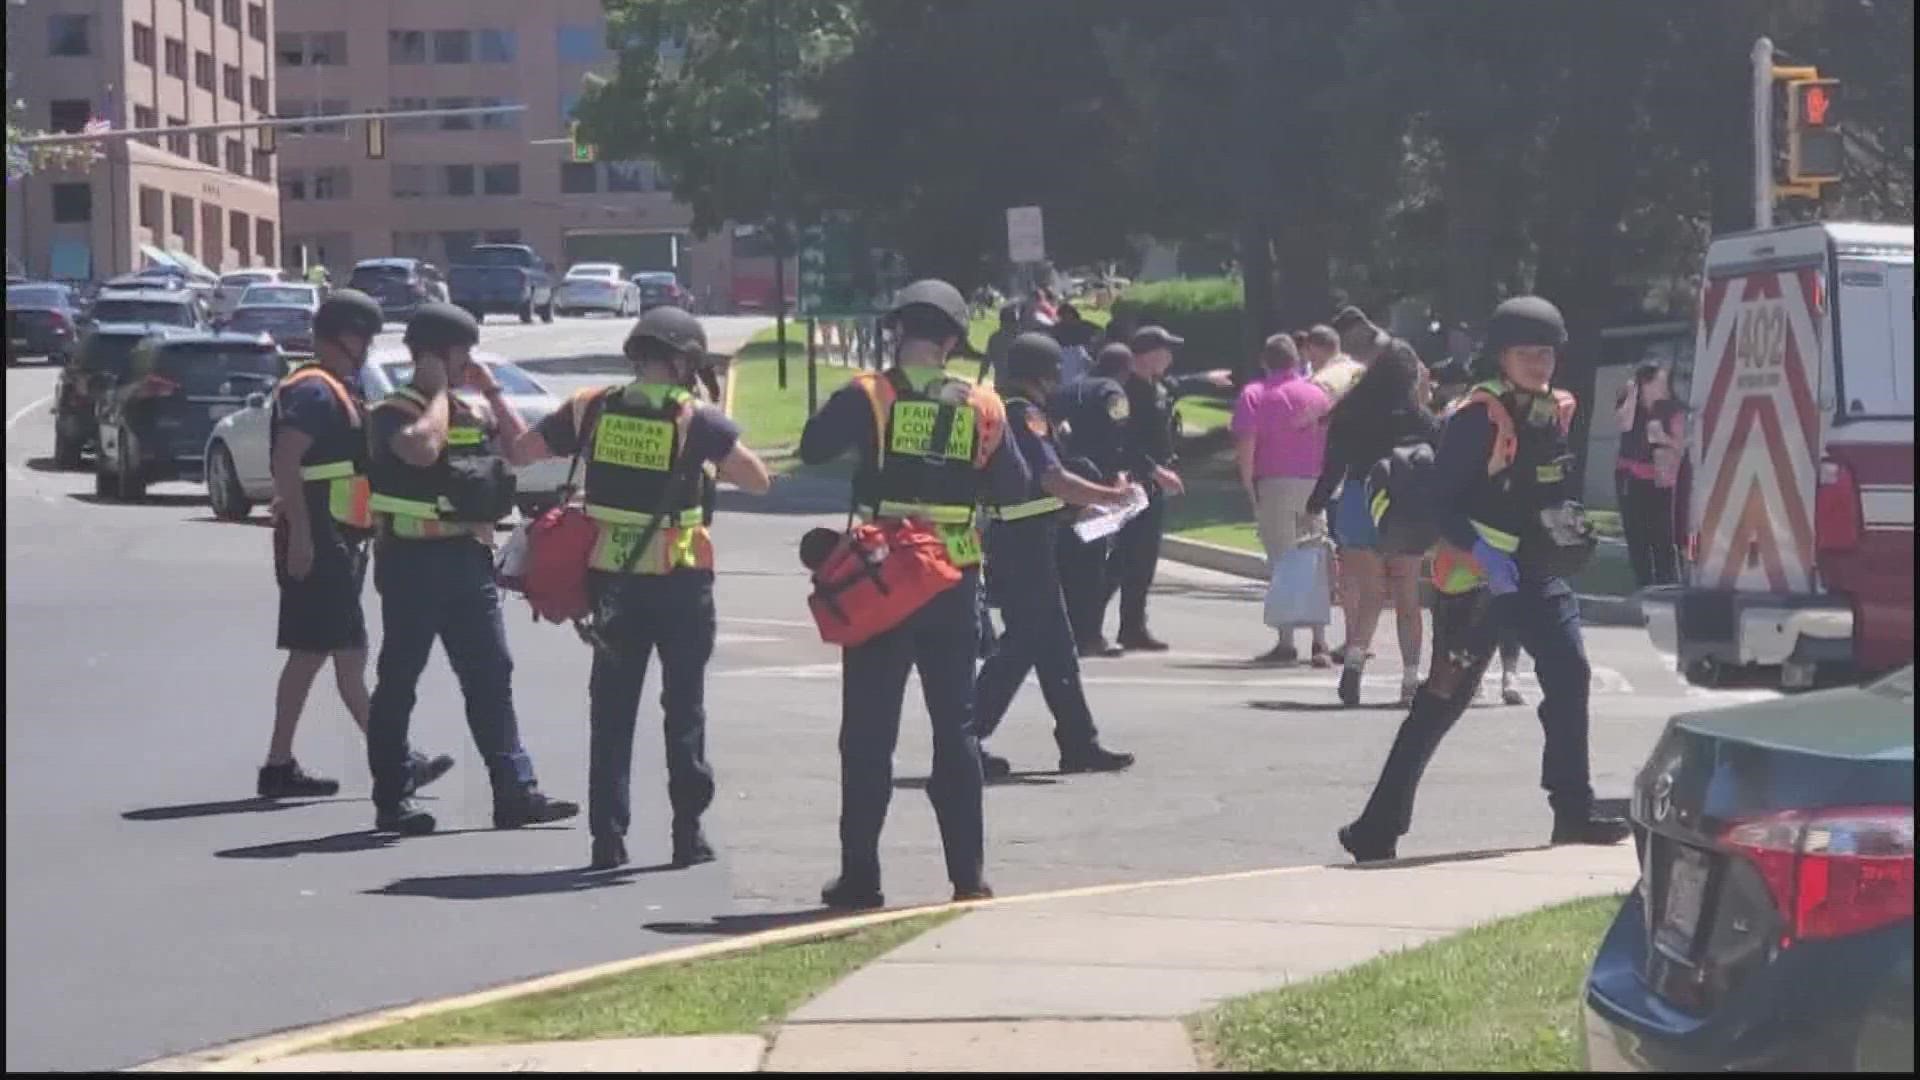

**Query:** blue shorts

left=1334, top=487, right=1378, bottom=550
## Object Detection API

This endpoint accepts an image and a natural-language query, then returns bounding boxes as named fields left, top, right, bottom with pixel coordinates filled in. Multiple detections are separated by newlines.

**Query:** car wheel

left=206, top=443, right=253, bottom=521
left=539, top=299, right=555, bottom=324
left=112, top=428, right=148, bottom=502
left=519, top=300, right=535, bottom=325
left=53, top=428, right=84, bottom=470
left=93, top=458, right=114, bottom=498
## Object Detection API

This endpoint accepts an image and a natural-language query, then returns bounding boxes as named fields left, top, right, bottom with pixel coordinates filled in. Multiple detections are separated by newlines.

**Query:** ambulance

left=1644, top=222, right=1913, bottom=690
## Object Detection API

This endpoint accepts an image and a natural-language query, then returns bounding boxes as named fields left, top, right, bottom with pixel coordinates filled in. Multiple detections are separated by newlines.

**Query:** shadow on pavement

left=1338, top=845, right=1542, bottom=871
left=644, top=908, right=843, bottom=937
left=213, top=825, right=563, bottom=860
left=892, top=772, right=1059, bottom=791
left=122, top=796, right=353, bottom=821
left=1246, top=699, right=1369, bottom=713
left=186, top=514, right=273, bottom=528
left=24, top=456, right=81, bottom=474
left=365, top=862, right=681, bottom=900
left=66, top=492, right=207, bottom=508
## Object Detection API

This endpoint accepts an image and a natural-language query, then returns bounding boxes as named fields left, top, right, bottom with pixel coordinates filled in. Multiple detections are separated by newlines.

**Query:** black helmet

left=1006, top=331, right=1064, bottom=385
left=624, top=305, right=708, bottom=357
left=1482, top=296, right=1567, bottom=355
left=311, top=288, right=384, bottom=343
left=887, top=278, right=977, bottom=356
left=403, top=302, right=481, bottom=353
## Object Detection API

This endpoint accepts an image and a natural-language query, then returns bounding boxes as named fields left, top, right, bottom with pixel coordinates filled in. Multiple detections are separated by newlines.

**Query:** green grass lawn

left=1191, top=895, right=1621, bottom=1073
left=319, top=913, right=952, bottom=1053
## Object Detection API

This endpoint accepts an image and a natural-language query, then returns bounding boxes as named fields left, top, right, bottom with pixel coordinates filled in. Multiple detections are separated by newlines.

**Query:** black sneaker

left=1077, top=637, right=1125, bottom=659
left=1059, top=744, right=1135, bottom=774
left=980, top=748, right=1013, bottom=781
left=672, top=820, right=717, bottom=868
left=1254, top=644, right=1299, bottom=666
left=493, top=790, right=581, bottom=830
left=590, top=835, right=629, bottom=871
left=1338, top=822, right=1397, bottom=864
left=1117, top=631, right=1170, bottom=653
left=1338, top=666, right=1364, bottom=707
left=257, top=760, right=340, bottom=799
left=952, top=882, right=995, bottom=903
left=375, top=800, right=437, bottom=836
left=1551, top=814, right=1632, bottom=847
left=404, top=752, right=456, bottom=797
left=821, top=876, right=885, bottom=912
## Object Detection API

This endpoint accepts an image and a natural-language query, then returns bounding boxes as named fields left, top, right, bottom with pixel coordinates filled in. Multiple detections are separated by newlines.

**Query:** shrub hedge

left=1108, top=277, right=1246, bottom=372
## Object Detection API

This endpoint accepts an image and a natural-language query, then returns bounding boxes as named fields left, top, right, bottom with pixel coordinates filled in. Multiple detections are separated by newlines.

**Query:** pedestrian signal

left=568, top=121, right=596, bottom=164
left=1786, top=79, right=1842, bottom=184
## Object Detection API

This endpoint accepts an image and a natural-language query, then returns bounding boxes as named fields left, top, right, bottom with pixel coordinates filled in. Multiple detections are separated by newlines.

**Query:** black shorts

left=275, top=519, right=370, bottom=653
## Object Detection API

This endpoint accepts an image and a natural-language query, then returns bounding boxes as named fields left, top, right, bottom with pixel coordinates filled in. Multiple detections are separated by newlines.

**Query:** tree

left=6, top=74, right=99, bottom=181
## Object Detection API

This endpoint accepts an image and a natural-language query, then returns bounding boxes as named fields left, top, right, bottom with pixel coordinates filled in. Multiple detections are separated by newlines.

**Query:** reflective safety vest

left=273, top=362, right=371, bottom=532
left=985, top=396, right=1065, bottom=524
left=366, top=388, right=497, bottom=541
left=850, top=367, right=1006, bottom=567
left=570, top=383, right=716, bottom=574
left=1433, top=380, right=1580, bottom=594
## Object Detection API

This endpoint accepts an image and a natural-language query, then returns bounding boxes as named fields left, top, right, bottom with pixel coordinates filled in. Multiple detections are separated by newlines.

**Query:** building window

left=194, top=0, right=213, bottom=15
left=51, top=183, right=93, bottom=224
left=296, top=99, right=349, bottom=138
left=230, top=210, right=251, bottom=260
left=165, top=38, right=187, bottom=78
left=442, top=165, right=476, bottom=197
left=439, top=231, right=479, bottom=264
left=166, top=116, right=189, bottom=156
left=605, top=160, right=657, bottom=193
left=393, top=231, right=435, bottom=260
left=251, top=150, right=272, bottom=182
left=223, top=64, right=243, bottom=104
left=435, top=97, right=474, bottom=131
left=247, top=3, right=266, bottom=43
left=225, top=138, right=246, bottom=176
left=133, top=23, right=156, bottom=66
left=481, top=164, right=521, bottom=196
left=280, top=170, right=307, bottom=201
left=477, top=29, right=516, bottom=63
left=48, top=14, right=91, bottom=57
left=250, top=76, right=269, bottom=113
left=389, top=30, right=427, bottom=65
left=133, top=105, right=158, bottom=146
left=483, top=229, right=522, bottom=245
left=196, top=133, right=218, bottom=165
left=432, top=30, right=471, bottom=64
left=48, top=100, right=93, bottom=134
left=556, top=25, right=600, bottom=64
left=256, top=220, right=276, bottom=268
left=560, top=162, right=599, bottom=194
left=221, top=0, right=241, bottom=30
left=312, top=167, right=351, bottom=200
left=390, top=165, right=428, bottom=199
left=171, top=195, right=194, bottom=242
left=389, top=96, right=431, bottom=133
left=476, top=97, right=516, bottom=131
left=195, top=52, right=215, bottom=92
left=139, top=186, right=162, bottom=229
left=306, top=31, right=345, bottom=66
left=276, top=100, right=307, bottom=136
left=276, top=32, right=303, bottom=66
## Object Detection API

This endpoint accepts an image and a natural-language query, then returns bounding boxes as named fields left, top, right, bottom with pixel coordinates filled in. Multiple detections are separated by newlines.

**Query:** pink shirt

left=1231, top=368, right=1331, bottom=479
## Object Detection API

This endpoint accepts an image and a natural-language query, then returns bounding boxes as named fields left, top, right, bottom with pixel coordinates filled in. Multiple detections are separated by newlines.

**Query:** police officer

left=364, top=303, right=578, bottom=835
left=1050, top=342, right=1134, bottom=656
left=798, top=279, right=1025, bottom=910
left=509, top=307, right=771, bottom=870
left=259, top=289, right=453, bottom=799
left=1433, top=354, right=1525, bottom=707
left=1338, top=297, right=1630, bottom=862
left=974, top=333, right=1137, bottom=780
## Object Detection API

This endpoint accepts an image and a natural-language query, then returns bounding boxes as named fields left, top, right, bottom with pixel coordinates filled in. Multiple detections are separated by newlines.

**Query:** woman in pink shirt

left=1232, top=334, right=1334, bottom=665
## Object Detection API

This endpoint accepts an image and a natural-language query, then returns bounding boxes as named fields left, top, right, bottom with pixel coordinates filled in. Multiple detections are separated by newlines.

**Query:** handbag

left=1264, top=540, right=1332, bottom=629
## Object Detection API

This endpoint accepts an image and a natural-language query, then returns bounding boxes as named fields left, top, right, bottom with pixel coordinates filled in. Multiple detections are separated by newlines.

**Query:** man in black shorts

left=262, top=289, right=451, bottom=798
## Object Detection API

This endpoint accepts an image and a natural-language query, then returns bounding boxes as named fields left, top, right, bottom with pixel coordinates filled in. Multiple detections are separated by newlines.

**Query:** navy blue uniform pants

left=975, top=521, right=1099, bottom=752
left=1056, top=526, right=1110, bottom=646
left=585, top=570, right=718, bottom=841
left=1353, top=581, right=1594, bottom=840
left=1106, top=489, right=1166, bottom=637
left=368, top=538, right=537, bottom=811
left=838, top=568, right=985, bottom=890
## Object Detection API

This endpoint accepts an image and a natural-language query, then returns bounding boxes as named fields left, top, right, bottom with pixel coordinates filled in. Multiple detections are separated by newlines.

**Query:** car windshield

left=79, top=335, right=145, bottom=375
left=241, top=286, right=313, bottom=306
left=90, top=299, right=197, bottom=326
left=229, top=309, right=312, bottom=333
left=156, top=346, right=284, bottom=395
left=466, top=247, right=535, bottom=268
left=348, top=266, right=411, bottom=288
left=568, top=266, right=619, bottom=280
left=7, top=286, right=66, bottom=308
left=379, top=361, right=541, bottom=396
left=221, top=273, right=274, bottom=288
left=635, top=273, right=676, bottom=285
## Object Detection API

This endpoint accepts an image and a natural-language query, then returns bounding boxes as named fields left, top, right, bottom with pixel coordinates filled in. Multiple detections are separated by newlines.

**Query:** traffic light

left=568, top=121, right=596, bottom=164
left=1786, top=78, right=1842, bottom=184
left=365, top=114, right=386, bottom=160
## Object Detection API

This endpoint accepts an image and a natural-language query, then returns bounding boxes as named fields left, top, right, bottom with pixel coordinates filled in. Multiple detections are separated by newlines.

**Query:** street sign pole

left=1752, top=36, right=1774, bottom=230
left=806, top=317, right=819, bottom=416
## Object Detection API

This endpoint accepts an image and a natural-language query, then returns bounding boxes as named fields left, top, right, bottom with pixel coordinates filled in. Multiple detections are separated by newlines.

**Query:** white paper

left=1073, top=483, right=1149, bottom=542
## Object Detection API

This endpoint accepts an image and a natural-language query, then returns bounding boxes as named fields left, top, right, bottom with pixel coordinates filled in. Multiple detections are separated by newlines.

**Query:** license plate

left=1655, top=846, right=1709, bottom=957
left=209, top=404, right=240, bottom=420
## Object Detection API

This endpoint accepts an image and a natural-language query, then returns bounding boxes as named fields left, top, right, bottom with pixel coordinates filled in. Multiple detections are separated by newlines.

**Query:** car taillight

left=136, top=374, right=180, bottom=398
left=1721, top=805, right=1915, bottom=944
left=1814, top=457, right=1862, bottom=553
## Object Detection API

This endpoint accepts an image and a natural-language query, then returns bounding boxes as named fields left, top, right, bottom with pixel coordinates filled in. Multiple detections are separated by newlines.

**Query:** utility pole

left=1752, top=36, right=1774, bottom=229
left=769, top=0, right=790, bottom=390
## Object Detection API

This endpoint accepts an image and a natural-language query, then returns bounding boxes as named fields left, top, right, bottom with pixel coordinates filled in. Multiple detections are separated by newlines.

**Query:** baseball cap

left=1128, top=325, right=1185, bottom=351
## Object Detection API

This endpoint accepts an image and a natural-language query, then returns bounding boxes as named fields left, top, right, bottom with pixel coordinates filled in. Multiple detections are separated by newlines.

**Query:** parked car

left=451, top=244, right=556, bottom=324
left=555, top=263, right=639, bottom=317
left=95, top=331, right=285, bottom=501
left=87, top=288, right=202, bottom=329
left=223, top=305, right=315, bottom=354
left=1582, top=666, right=1914, bottom=1072
left=234, top=283, right=321, bottom=313
left=346, top=258, right=450, bottom=322
left=204, top=348, right=570, bottom=521
left=7, top=282, right=84, bottom=365
left=212, top=268, right=287, bottom=320
left=633, top=271, right=691, bottom=312
left=51, top=323, right=190, bottom=468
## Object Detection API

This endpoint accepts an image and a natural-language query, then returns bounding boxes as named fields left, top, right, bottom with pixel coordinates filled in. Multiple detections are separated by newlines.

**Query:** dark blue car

left=1582, top=667, right=1914, bottom=1071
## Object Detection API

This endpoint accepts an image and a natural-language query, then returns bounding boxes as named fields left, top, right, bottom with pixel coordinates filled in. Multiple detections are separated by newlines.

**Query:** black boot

left=1077, top=636, right=1125, bottom=659
left=821, top=875, right=885, bottom=911
left=1059, top=743, right=1135, bottom=774
left=374, top=799, right=437, bottom=836
left=493, top=789, right=581, bottom=829
left=590, top=835, right=629, bottom=870
left=257, top=759, right=339, bottom=799
left=952, top=881, right=995, bottom=903
left=672, top=819, right=716, bottom=867
left=1117, top=629, right=1170, bottom=653
left=979, top=747, right=1013, bottom=781
left=1551, top=812, right=1632, bottom=847
left=1338, top=822, right=1397, bottom=864
left=1338, top=664, right=1364, bottom=707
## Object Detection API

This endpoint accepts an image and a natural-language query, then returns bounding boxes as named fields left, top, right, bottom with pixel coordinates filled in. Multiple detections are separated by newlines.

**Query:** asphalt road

left=3, top=315, right=1772, bottom=1071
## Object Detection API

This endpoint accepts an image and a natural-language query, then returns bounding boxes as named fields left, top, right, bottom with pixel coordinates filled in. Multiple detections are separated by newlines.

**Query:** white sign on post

left=1006, top=205, right=1046, bottom=263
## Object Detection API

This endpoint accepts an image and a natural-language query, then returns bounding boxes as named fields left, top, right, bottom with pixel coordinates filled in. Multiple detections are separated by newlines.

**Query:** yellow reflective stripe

left=300, top=460, right=356, bottom=481
left=588, top=523, right=713, bottom=573
left=584, top=503, right=704, bottom=527
left=369, top=493, right=440, bottom=518
left=329, top=475, right=372, bottom=528
left=446, top=426, right=484, bottom=447
left=988, top=496, right=1064, bottom=521
left=1369, top=488, right=1390, bottom=526
left=876, top=499, right=975, bottom=524
left=1471, top=520, right=1520, bottom=553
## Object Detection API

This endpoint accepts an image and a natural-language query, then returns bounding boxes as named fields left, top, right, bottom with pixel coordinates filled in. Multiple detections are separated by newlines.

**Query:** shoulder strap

left=561, top=386, right=617, bottom=499
left=1465, top=384, right=1517, bottom=476
left=276, top=364, right=362, bottom=429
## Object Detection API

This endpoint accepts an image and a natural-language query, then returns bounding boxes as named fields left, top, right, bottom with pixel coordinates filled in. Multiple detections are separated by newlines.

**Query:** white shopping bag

left=1264, top=541, right=1331, bottom=629
left=1073, top=483, right=1149, bottom=542
left=494, top=519, right=532, bottom=592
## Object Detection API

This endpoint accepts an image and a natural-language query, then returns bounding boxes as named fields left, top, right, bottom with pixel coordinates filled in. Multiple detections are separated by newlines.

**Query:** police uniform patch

left=1106, top=392, right=1130, bottom=421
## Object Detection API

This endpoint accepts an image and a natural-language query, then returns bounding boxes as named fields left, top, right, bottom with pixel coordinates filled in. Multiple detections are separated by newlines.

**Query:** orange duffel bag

left=802, top=519, right=962, bottom=648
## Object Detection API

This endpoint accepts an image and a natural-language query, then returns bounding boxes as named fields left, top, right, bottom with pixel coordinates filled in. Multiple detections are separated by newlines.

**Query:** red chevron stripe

left=1716, top=485, right=1792, bottom=591
left=1697, top=397, right=1814, bottom=582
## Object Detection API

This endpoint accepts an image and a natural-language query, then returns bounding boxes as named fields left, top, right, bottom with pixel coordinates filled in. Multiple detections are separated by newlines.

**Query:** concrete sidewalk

left=230, top=844, right=1636, bottom=1073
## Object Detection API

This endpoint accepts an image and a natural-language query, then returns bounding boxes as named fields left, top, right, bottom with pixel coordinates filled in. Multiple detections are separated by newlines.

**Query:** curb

left=1159, top=536, right=1647, bottom=628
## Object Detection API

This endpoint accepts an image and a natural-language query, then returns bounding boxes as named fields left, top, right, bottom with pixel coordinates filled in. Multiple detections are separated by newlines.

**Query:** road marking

left=714, top=633, right=782, bottom=644
left=713, top=661, right=1638, bottom=694
left=726, top=616, right=816, bottom=629
left=7, top=392, right=54, bottom=432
